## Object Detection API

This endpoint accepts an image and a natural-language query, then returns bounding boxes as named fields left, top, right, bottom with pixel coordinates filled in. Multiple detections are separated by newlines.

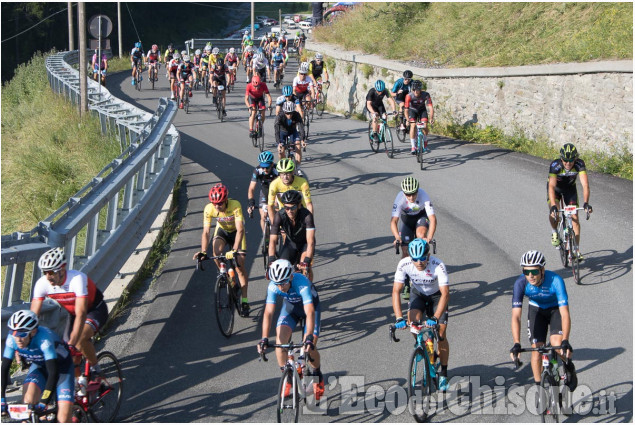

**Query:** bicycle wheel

left=569, top=232, right=581, bottom=284
left=397, top=118, right=407, bottom=142
left=368, top=121, right=379, bottom=153
left=276, top=368, right=299, bottom=423
left=384, top=125, right=394, bottom=158
left=88, top=351, right=123, bottom=423
left=304, top=112, right=310, bottom=139
left=316, top=92, right=327, bottom=116
left=205, top=78, right=210, bottom=98
left=539, top=373, right=560, bottom=423
left=417, top=137, right=424, bottom=164
left=408, top=347, right=432, bottom=423
left=262, top=223, right=271, bottom=272
left=217, top=98, right=222, bottom=120
left=73, top=403, right=89, bottom=423
left=215, top=274, right=235, bottom=338
left=151, top=70, right=155, bottom=90
left=185, top=97, right=190, bottom=114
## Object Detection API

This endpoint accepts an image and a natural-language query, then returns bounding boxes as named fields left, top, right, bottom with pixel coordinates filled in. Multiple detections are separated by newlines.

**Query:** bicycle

left=390, top=320, right=443, bottom=422
left=250, top=107, right=269, bottom=151
left=301, top=100, right=312, bottom=139
left=413, top=121, right=430, bottom=170
left=395, top=110, right=410, bottom=143
left=134, top=64, right=143, bottom=91
left=180, top=80, right=192, bottom=114
left=215, top=83, right=226, bottom=122
left=367, top=112, right=396, bottom=158
left=148, top=62, right=159, bottom=90
left=259, top=340, right=316, bottom=423
left=249, top=209, right=273, bottom=272
left=556, top=205, right=589, bottom=285
left=70, top=345, right=124, bottom=422
left=196, top=254, right=244, bottom=338
left=513, top=345, right=569, bottom=423
left=6, top=401, right=88, bottom=423
left=315, top=81, right=329, bottom=117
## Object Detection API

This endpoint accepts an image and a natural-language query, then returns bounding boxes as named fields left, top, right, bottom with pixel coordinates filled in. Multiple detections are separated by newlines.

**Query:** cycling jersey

left=366, top=88, right=390, bottom=109
left=3, top=327, right=70, bottom=366
left=512, top=270, right=569, bottom=310
left=548, top=158, right=587, bottom=187
left=404, top=91, right=432, bottom=112
left=293, top=76, right=313, bottom=94
left=92, top=54, right=107, bottom=70
left=146, top=49, right=160, bottom=63
left=394, top=255, right=448, bottom=296
left=392, top=78, right=412, bottom=101
left=193, top=55, right=202, bottom=67
left=212, top=64, right=228, bottom=81
left=276, top=94, right=300, bottom=105
left=32, top=269, right=104, bottom=316
left=309, top=60, right=325, bottom=79
left=201, top=54, right=210, bottom=67
left=272, top=207, right=315, bottom=246
left=164, top=49, right=175, bottom=62
left=178, top=62, right=194, bottom=79
left=203, top=199, right=244, bottom=232
left=272, top=53, right=285, bottom=67
left=245, top=82, right=270, bottom=99
left=274, top=110, right=305, bottom=141
left=268, top=176, right=311, bottom=208
left=251, top=167, right=279, bottom=196
left=225, top=53, right=239, bottom=65
left=266, top=273, right=318, bottom=306
left=130, top=47, right=143, bottom=61
left=252, top=57, right=269, bottom=71
left=391, top=188, right=435, bottom=218
left=168, top=58, right=180, bottom=73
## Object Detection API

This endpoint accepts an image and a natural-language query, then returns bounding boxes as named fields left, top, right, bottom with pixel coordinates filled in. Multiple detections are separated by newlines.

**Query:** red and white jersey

left=32, top=269, right=101, bottom=316
left=293, top=76, right=313, bottom=94
left=169, top=58, right=180, bottom=72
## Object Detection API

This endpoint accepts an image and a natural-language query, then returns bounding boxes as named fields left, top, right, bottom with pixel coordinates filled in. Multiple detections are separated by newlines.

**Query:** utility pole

left=279, top=8, right=281, bottom=32
left=68, top=2, right=74, bottom=51
left=117, top=2, right=122, bottom=58
left=78, top=2, right=88, bottom=115
left=250, top=1, right=254, bottom=40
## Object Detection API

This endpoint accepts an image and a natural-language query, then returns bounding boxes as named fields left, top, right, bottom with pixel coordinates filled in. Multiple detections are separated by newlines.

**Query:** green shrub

left=345, top=62, right=353, bottom=74
left=361, top=63, right=374, bottom=79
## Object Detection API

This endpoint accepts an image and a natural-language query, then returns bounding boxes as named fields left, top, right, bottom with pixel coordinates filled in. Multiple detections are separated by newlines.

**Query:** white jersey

left=391, top=188, right=435, bottom=218
left=252, top=57, right=269, bottom=70
left=394, top=256, right=448, bottom=296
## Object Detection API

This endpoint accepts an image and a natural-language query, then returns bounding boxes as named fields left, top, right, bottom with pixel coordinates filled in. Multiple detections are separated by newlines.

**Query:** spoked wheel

left=215, top=274, right=235, bottom=338
left=217, top=99, right=222, bottom=120
left=309, top=102, right=315, bottom=122
left=569, top=233, right=581, bottom=284
left=368, top=121, right=379, bottom=153
left=397, top=118, right=407, bottom=142
left=151, top=70, right=155, bottom=90
left=258, top=128, right=265, bottom=152
left=89, top=351, right=123, bottom=423
left=276, top=368, right=299, bottom=423
left=185, top=97, right=190, bottom=114
left=261, top=224, right=270, bottom=272
left=384, top=125, right=394, bottom=158
left=539, top=373, right=561, bottom=423
left=316, top=92, right=327, bottom=116
left=73, top=403, right=89, bottom=422
left=205, top=78, right=210, bottom=98
left=409, top=347, right=433, bottom=423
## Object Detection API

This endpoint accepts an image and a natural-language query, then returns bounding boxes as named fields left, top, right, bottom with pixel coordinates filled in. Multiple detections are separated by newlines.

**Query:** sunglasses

left=212, top=202, right=226, bottom=207
left=562, top=158, right=575, bottom=163
left=12, top=330, right=30, bottom=338
left=43, top=269, right=61, bottom=276
left=523, top=269, right=540, bottom=276
left=284, top=205, right=298, bottom=211
left=275, top=279, right=290, bottom=286
left=412, top=256, right=428, bottom=263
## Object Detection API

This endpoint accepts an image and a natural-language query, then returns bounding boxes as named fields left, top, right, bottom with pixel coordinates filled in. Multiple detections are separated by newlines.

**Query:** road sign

left=88, top=15, right=113, bottom=38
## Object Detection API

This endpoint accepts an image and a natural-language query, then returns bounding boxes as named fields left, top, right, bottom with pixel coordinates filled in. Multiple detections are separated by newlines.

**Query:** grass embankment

left=1, top=52, right=121, bottom=234
left=240, top=2, right=311, bottom=26
left=315, top=2, right=632, bottom=67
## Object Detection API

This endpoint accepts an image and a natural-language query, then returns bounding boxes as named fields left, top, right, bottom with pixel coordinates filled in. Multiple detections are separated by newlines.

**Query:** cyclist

left=275, top=101, right=306, bottom=170
left=91, top=49, right=108, bottom=85
left=211, top=58, right=228, bottom=116
left=244, top=75, right=272, bottom=138
left=252, top=52, right=270, bottom=83
left=225, top=47, right=239, bottom=87
left=248, top=151, right=279, bottom=233
left=201, top=45, right=212, bottom=90
left=168, top=52, right=181, bottom=100
left=275, top=85, right=302, bottom=116
left=279, top=33, right=288, bottom=51
left=258, top=259, right=324, bottom=400
left=366, top=80, right=397, bottom=143
left=267, top=158, right=313, bottom=221
left=130, top=41, right=144, bottom=85
left=510, top=250, right=577, bottom=391
left=1, top=311, right=74, bottom=423
left=271, top=48, right=286, bottom=87
left=269, top=190, right=316, bottom=282
left=241, top=31, right=251, bottom=48
left=242, top=45, right=255, bottom=83
left=548, top=143, right=592, bottom=259
left=146, top=44, right=160, bottom=82
left=392, top=239, right=450, bottom=391
left=31, top=247, right=108, bottom=378
left=163, top=43, right=176, bottom=66
left=193, top=183, right=251, bottom=316
left=293, top=63, right=316, bottom=122
left=177, top=55, right=194, bottom=109
left=308, top=53, right=329, bottom=88
left=192, top=49, right=203, bottom=84
left=404, top=80, right=434, bottom=155
left=391, top=70, right=413, bottom=131
left=295, top=30, right=307, bottom=56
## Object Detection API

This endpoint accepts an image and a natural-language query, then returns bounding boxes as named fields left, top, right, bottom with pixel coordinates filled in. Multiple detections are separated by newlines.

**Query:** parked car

left=299, top=21, right=312, bottom=29
left=256, top=15, right=269, bottom=21
left=293, top=14, right=302, bottom=23
left=265, top=18, right=278, bottom=25
left=286, top=21, right=297, bottom=29
left=284, top=18, right=294, bottom=25
left=270, top=26, right=281, bottom=34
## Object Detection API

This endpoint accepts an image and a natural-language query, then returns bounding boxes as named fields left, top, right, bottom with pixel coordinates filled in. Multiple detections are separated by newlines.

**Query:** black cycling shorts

left=213, top=227, right=247, bottom=252
left=546, top=181, right=579, bottom=207
left=64, top=299, right=108, bottom=339
left=408, top=107, right=428, bottom=122
left=408, top=290, right=449, bottom=324
left=527, top=305, right=563, bottom=344
left=398, top=210, right=429, bottom=246
left=278, top=237, right=309, bottom=266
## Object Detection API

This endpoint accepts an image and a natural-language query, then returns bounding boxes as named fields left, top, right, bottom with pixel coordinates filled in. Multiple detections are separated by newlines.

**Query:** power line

left=1, top=6, right=71, bottom=43
left=125, top=3, right=141, bottom=43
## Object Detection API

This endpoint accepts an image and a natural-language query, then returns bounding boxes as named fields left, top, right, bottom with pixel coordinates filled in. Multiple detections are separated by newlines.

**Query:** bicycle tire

left=569, top=232, right=581, bottom=285
left=73, top=403, right=89, bottom=423
left=151, top=69, right=155, bottom=90
left=88, top=351, right=123, bottom=423
left=539, top=372, right=560, bottom=423
left=217, top=97, right=222, bottom=120
left=276, top=368, right=299, bottom=423
left=408, top=346, right=432, bottom=423
left=368, top=121, right=379, bottom=153
left=384, top=125, right=394, bottom=158
left=258, top=129, right=265, bottom=152
left=420, top=145, right=425, bottom=170
left=316, top=92, right=327, bottom=116
left=262, top=223, right=270, bottom=272
left=185, top=97, right=190, bottom=114
left=205, top=78, right=210, bottom=98
left=397, top=117, right=407, bottom=143
left=215, top=274, right=235, bottom=338
left=303, top=112, right=310, bottom=139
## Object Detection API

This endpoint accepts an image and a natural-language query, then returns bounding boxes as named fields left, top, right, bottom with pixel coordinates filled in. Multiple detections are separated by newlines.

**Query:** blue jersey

left=3, top=326, right=70, bottom=366
left=512, top=270, right=568, bottom=310
left=272, top=53, right=285, bottom=65
left=392, top=78, right=411, bottom=98
left=266, top=273, right=318, bottom=306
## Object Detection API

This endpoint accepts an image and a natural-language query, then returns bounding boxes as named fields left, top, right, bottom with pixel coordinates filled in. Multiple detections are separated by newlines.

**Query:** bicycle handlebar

left=511, top=345, right=564, bottom=368
left=389, top=320, right=441, bottom=343
left=557, top=206, right=590, bottom=221
left=195, top=254, right=233, bottom=271
left=395, top=242, right=400, bottom=255
left=259, top=342, right=314, bottom=363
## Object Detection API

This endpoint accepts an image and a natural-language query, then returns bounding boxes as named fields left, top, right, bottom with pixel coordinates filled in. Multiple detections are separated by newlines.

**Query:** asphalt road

left=101, top=55, right=633, bottom=423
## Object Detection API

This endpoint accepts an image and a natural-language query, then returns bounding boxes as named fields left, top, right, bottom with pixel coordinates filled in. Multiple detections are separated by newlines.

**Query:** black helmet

left=280, top=190, right=302, bottom=205
left=560, top=143, right=578, bottom=162
left=412, top=80, right=423, bottom=91
left=403, top=70, right=413, bottom=79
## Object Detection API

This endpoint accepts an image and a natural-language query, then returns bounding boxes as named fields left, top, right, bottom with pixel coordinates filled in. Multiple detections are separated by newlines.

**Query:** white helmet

left=183, top=55, right=191, bottom=62
left=244, top=30, right=249, bottom=35
left=229, top=47, right=235, bottom=54
left=299, top=62, right=309, bottom=74
left=269, top=259, right=294, bottom=283
left=195, top=49, right=201, bottom=55
left=520, top=250, right=546, bottom=268
left=212, top=47, right=220, bottom=55
left=315, top=53, right=323, bottom=60
left=246, top=46, right=253, bottom=52
left=38, top=247, right=66, bottom=272
left=8, top=310, right=39, bottom=332
left=204, top=45, right=212, bottom=53
left=181, top=50, right=187, bottom=56
left=173, top=52, right=181, bottom=59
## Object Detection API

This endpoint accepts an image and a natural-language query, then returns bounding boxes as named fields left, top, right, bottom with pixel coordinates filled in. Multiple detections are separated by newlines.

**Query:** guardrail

left=1, top=50, right=180, bottom=320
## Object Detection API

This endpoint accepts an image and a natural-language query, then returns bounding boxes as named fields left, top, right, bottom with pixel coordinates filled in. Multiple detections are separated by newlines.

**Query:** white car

left=284, top=18, right=294, bottom=25
left=299, top=21, right=312, bottom=29
left=286, top=21, right=297, bottom=29
left=256, top=16, right=269, bottom=21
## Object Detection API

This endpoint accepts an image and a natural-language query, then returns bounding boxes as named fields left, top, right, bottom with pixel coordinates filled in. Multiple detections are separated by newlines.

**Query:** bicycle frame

left=260, top=342, right=315, bottom=401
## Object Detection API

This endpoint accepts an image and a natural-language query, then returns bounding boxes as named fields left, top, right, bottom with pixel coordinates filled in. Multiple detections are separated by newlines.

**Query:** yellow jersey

left=267, top=176, right=312, bottom=208
left=203, top=199, right=244, bottom=232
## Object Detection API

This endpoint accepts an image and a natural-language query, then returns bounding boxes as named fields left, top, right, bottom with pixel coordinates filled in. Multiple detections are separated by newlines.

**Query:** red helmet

left=208, top=183, right=228, bottom=204
left=152, top=44, right=158, bottom=50
left=252, top=75, right=261, bottom=85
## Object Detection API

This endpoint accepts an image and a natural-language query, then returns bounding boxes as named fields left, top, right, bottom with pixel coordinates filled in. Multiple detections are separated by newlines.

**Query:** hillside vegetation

left=314, top=2, right=632, bottom=67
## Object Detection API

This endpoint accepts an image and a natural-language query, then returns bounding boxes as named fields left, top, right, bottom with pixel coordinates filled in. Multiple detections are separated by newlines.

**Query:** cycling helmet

left=560, top=143, right=578, bottom=161
left=276, top=158, right=296, bottom=173
left=315, top=53, right=323, bottom=60
left=168, top=44, right=174, bottom=50
left=212, top=47, right=220, bottom=55
left=152, top=44, right=158, bottom=51
left=275, top=48, right=281, bottom=54
left=408, top=238, right=430, bottom=261
left=269, top=259, right=294, bottom=284
left=299, top=62, right=309, bottom=74
left=245, top=45, right=253, bottom=52
left=216, top=58, right=224, bottom=67
left=520, top=250, right=546, bottom=268
left=280, top=190, right=303, bottom=205
left=229, top=47, right=235, bottom=54
left=208, top=183, right=229, bottom=204
left=282, top=101, right=295, bottom=114
left=183, top=55, right=191, bottom=63
left=412, top=80, right=423, bottom=91
left=403, top=70, right=413, bottom=79
left=401, top=176, right=419, bottom=194
left=135, top=42, right=142, bottom=48
left=375, top=80, right=386, bottom=92
left=195, top=49, right=201, bottom=55
left=257, top=52, right=265, bottom=61
left=246, top=40, right=254, bottom=46
left=8, top=310, right=38, bottom=332
left=38, top=247, right=66, bottom=272
left=204, top=45, right=212, bottom=53
left=181, top=50, right=187, bottom=56
left=252, top=75, right=261, bottom=85
left=173, top=52, right=181, bottom=60
left=282, top=85, right=293, bottom=97
left=244, top=30, right=249, bottom=35
left=258, top=151, right=275, bottom=167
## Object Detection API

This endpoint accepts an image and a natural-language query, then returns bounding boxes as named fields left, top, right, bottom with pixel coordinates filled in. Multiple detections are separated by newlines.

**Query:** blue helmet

left=135, top=42, right=142, bottom=48
left=258, top=151, right=275, bottom=167
left=282, top=85, right=293, bottom=97
left=375, top=80, right=385, bottom=92
left=408, top=238, right=430, bottom=261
